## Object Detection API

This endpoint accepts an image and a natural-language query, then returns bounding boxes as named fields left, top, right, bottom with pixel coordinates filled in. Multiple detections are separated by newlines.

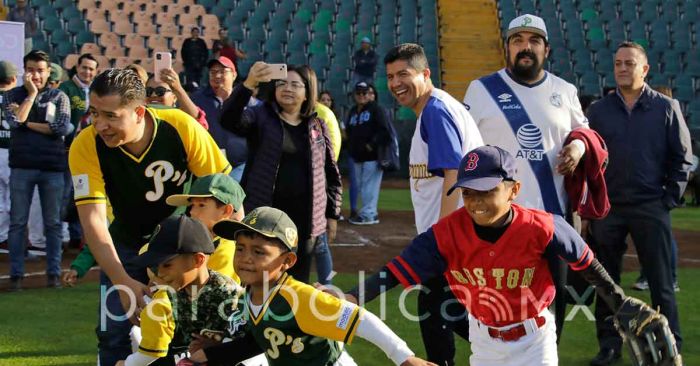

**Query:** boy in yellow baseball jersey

left=116, top=215, right=244, bottom=366
left=166, top=173, right=245, bottom=283
left=189, top=207, right=435, bottom=366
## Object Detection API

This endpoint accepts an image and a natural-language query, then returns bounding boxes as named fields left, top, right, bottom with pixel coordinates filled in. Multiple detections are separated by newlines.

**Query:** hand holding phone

left=266, top=63, right=287, bottom=80
left=154, top=52, right=173, bottom=82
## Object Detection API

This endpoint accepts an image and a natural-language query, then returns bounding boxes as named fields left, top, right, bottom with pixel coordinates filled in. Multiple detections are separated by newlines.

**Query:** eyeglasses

left=275, top=80, right=306, bottom=89
left=209, top=68, right=232, bottom=76
left=146, top=86, right=172, bottom=97
left=355, top=91, right=369, bottom=96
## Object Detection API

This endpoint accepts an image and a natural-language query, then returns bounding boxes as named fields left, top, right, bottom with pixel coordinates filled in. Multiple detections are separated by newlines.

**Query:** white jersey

left=410, top=88, right=483, bottom=233
left=463, top=69, right=588, bottom=215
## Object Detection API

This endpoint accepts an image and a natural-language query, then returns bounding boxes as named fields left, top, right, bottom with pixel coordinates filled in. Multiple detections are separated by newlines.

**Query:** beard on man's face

left=510, top=49, right=543, bottom=81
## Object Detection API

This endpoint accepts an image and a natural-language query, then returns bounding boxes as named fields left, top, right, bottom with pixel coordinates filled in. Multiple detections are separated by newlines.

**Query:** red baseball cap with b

left=207, top=56, right=236, bottom=73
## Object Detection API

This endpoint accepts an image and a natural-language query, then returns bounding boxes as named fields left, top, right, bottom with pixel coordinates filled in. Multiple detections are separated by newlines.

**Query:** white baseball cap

left=506, top=14, right=548, bottom=41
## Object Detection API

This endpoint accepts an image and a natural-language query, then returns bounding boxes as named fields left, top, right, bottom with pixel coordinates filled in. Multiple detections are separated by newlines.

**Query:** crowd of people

left=0, top=6, right=695, bottom=366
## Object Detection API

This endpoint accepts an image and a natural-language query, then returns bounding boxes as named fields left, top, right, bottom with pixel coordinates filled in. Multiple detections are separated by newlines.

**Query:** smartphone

left=154, top=52, right=172, bottom=82
left=267, top=63, right=287, bottom=80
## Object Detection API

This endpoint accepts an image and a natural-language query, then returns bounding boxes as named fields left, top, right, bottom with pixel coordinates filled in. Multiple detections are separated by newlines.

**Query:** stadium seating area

left=497, top=0, right=700, bottom=127
left=10, top=0, right=439, bottom=118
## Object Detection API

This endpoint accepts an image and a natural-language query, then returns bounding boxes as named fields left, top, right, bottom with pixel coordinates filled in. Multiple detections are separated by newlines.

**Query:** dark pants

left=547, top=254, right=568, bottom=342
left=184, top=65, right=204, bottom=88
left=418, top=276, right=470, bottom=366
left=96, top=243, right=148, bottom=366
left=591, top=200, right=682, bottom=352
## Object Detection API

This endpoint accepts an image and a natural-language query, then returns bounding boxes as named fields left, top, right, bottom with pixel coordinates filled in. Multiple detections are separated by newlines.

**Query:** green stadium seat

left=647, top=73, right=670, bottom=87
left=620, top=2, right=638, bottom=22
left=43, top=16, right=63, bottom=32
left=32, top=37, right=50, bottom=52
left=66, top=18, right=86, bottom=35
left=581, top=8, right=598, bottom=23
left=75, top=30, right=95, bottom=47
left=50, top=29, right=71, bottom=47
left=288, top=52, right=307, bottom=65
left=55, top=42, right=74, bottom=59
left=198, top=0, right=216, bottom=11
left=62, top=6, right=81, bottom=19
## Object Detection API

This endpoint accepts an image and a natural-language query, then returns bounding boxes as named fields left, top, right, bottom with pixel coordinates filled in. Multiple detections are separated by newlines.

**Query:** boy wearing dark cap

left=337, top=146, right=674, bottom=365
left=166, top=173, right=246, bottom=283
left=116, top=215, right=244, bottom=366
left=189, top=207, right=434, bottom=366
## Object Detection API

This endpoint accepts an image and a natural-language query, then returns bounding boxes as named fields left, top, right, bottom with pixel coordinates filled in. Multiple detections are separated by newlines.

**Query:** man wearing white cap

left=463, top=13, right=590, bottom=342
left=352, top=36, right=378, bottom=86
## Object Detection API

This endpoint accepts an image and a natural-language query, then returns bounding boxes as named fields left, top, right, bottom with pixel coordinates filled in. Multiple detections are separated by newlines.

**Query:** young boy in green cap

left=166, top=173, right=246, bottom=283
left=116, top=215, right=244, bottom=366
left=188, top=206, right=436, bottom=366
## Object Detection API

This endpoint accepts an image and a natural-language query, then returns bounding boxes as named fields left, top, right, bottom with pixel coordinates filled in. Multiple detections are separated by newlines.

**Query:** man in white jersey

left=385, top=43, right=483, bottom=365
left=463, top=14, right=588, bottom=341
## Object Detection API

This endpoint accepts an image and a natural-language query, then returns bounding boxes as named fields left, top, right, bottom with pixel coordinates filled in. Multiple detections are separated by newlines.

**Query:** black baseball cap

left=132, top=215, right=215, bottom=268
left=354, top=82, right=370, bottom=92
left=447, top=146, right=516, bottom=195
left=213, top=207, right=298, bottom=252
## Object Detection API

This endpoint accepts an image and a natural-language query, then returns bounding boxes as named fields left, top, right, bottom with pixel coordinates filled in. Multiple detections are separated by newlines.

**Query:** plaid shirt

left=3, top=86, right=73, bottom=137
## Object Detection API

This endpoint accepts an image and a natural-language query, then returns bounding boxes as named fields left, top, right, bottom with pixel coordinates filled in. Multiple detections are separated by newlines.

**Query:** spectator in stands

left=151, top=68, right=208, bottom=129
left=7, top=0, right=37, bottom=55
left=58, top=53, right=98, bottom=249
left=345, top=82, right=390, bottom=225
left=47, top=63, right=63, bottom=89
left=125, top=64, right=148, bottom=85
left=631, top=85, right=682, bottom=293
left=220, top=62, right=342, bottom=284
left=191, top=56, right=248, bottom=182
left=587, top=41, right=691, bottom=365
left=180, top=26, right=209, bottom=89
left=352, top=37, right=378, bottom=86
left=212, top=27, right=246, bottom=74
left=0, top=61, right=18, bottom=250
left=579, top=94, right=598, bottom=114
left=1, top=50, right=73, bottom=291
left=463, top=14, right=590, bottom=344
left=318, top=90, right=335, bottom=112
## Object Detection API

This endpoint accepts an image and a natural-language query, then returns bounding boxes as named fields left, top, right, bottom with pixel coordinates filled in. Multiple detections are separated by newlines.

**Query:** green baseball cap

left=0, top=61, right=18, bottom=80
left=166, top=173, right=245, bottom=210
left=213, top=207, right=298, bottom=251
left=48, top=63, right=63, bottom=83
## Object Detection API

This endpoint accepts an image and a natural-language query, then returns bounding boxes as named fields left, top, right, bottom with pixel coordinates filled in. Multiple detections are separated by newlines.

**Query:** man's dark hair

left=90, top=68, right=146, bottom=106
left=23, top=50, right=50, bottom=67
left=383, top=43, right=429, bottom=71
left=284, top=65, right=318, bottom=118
left=616, top=41, right=647, bottom=60
left=77, top=53, right=99, bottom=67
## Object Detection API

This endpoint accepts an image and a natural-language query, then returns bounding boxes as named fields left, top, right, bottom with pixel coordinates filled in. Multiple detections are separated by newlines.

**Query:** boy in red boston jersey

left=342, top=146, right=667, bottom=365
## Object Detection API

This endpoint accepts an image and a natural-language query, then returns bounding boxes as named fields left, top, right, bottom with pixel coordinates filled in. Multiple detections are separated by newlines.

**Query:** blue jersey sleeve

left=387, top=228, right=446, bottom=287
left=547, top=215, right=594, bottom=271
left=419, top=101, right=464, bottom=176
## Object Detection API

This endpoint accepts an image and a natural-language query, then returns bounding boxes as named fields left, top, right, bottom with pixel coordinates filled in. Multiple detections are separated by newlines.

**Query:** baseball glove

left=614, top=297, right=682, bottom=366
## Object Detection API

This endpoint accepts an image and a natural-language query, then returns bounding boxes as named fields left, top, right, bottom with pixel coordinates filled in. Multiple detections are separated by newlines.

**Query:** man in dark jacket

left=352, top=37, right=378, bottom=86
left=2, top=50, right=73, bottom=290
left=180, top=27, right=209, bottom=89
left=586, top=41, right=692, bottom=366
left=346, top=82, right=390, bottom=225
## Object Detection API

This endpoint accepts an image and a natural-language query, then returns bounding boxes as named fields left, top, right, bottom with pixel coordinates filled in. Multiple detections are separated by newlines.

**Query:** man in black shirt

left=180, top=27, right=209, bottom=90
left=352, top=37, right=378, bottom=87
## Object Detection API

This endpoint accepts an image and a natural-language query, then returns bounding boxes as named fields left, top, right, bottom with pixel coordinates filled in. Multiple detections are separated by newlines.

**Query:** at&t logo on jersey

left=515, top=124, right=544, bottom=161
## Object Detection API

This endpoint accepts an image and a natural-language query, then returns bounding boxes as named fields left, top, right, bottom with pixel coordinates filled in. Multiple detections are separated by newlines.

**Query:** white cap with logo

left=506, top=14, right=548, bottom=41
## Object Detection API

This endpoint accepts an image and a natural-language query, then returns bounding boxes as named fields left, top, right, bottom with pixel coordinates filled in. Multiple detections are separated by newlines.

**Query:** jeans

left=592, top=200, right=682, bottom=352
left=346, top=155, right=358, bottom=214
left=229, top=162, right=246, bottom=183
left=97, top=243, right=148, bottom=366
left=62, top=168, right=82, bottom=241
left=351, top=72, right=374, bottom=89
left=8, top=168, right=64, bottom=277
left=352, top=160, right=383, bottom=220
left=313, top=233, right=333, bottom=285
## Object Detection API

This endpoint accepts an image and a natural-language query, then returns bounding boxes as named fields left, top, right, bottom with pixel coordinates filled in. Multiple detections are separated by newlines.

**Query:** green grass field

left=0, top=270, right=698, bottom=365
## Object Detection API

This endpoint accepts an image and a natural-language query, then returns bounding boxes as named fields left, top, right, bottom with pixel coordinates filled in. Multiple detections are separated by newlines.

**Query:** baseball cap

left=207, top=56, right=236, bottom=73
left=213, top=206, right=299, bottom=252
left=166, top=173, right=245, bottom=210
left=48, top=63, right=63, bottom=82
left=447, top=146, right=516, bottom=195
left=361, top=37, right=371, bottom=44
left=132, top=215, right=215, bottom=268
left=0, top=61, right=18, bottom=80
left=354, top=81, right=370, bottom=92
left=506, top=14, right=548, bottom=41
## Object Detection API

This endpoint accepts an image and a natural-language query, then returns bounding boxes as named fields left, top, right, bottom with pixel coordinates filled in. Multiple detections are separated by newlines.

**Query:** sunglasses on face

left=146, top=86, right=172, bottom=97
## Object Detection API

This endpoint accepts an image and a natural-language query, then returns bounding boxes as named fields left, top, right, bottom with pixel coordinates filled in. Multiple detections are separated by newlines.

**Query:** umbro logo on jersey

left=497, top=93, right=512, bottom=103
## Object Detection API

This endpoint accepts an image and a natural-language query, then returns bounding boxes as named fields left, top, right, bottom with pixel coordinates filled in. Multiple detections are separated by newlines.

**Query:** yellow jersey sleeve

left=209, top=237, right=240, bottom=284
left=315, top=104, right=341, bottom=161
left=69, top=126, right=108, bottom=206
left=151, top=107, right=231, bottom=177
left=279, top=279, right=363, bottom=344
left=138, top=289, right=175, bottom=358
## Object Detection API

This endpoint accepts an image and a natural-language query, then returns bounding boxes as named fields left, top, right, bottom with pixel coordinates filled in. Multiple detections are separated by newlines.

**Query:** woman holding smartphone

left=146, top=68, right=209, bottom=129
left=220, top=62, right=342, bottom=284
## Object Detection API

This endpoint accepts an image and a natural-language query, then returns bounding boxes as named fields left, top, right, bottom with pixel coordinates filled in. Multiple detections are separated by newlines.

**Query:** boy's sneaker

left=674, top=281, right=680, bottom=292
left=348, top=216, right=379, bottom=225
left=9, top=277, right=22, bottom=292
left=632, top=278, right=649, bottom=291
left=47, top=275, right=62, bottom=289
left=26, top=245, right=46, bottom=257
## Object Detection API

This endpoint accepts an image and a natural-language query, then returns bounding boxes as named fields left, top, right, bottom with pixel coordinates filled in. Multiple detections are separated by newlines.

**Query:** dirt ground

left=2, top=209, right=698, bottom=291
